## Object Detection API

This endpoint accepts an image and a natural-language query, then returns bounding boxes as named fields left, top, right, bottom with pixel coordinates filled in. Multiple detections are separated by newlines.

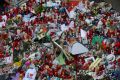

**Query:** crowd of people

left=0, top=0, right=120, bottom=80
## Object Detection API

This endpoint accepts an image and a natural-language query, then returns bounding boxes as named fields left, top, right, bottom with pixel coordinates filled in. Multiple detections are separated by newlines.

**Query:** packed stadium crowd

left=0, top=0, right=120, bottom=80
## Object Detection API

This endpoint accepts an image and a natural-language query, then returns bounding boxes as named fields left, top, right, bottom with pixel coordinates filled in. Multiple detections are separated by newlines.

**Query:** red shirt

left=79, top=13, right=84, bottom=21
left=115, top=42, right=120, bottom=48
left=0, top=52, right=4, bottom=58
left=101, top=18, right=107, bottom=25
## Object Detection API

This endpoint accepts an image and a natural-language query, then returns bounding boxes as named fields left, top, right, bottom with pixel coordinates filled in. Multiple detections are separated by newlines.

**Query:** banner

left=89, top=58, right=102, bottom=70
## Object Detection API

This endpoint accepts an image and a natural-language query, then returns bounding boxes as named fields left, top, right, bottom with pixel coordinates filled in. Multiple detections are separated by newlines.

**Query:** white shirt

left=69, top=11, right=76, bottom=19
left=68, top=21, right=74, bottom=29
left=0, top=21, right=5, bottom=28
left=2, top=15, right=7, bottom=21
left=23, top=68, right=37, bottom=80
left=47, top=1, right=53, bottom=7
left=23, top=14, right=31, bottom=22
left=85, top=18, right=92, bottom=24
left=60, top=24, right=68, bottom=32
left=97, top=20, right=103, bottom=29
left=77, top=2, right=87, bottom=13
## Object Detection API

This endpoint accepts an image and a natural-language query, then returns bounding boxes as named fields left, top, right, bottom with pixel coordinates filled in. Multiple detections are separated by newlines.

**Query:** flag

left=53, top=52, right=65, bottom=65
left=70, top=42, right=89, bottom=55
left=92, top=36, right=103, bottom=45
left=81, top=29, right=87, bottom=38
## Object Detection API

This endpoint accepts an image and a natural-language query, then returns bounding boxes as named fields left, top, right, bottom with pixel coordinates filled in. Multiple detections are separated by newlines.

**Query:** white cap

left=106, top=54, right=115, bottom=62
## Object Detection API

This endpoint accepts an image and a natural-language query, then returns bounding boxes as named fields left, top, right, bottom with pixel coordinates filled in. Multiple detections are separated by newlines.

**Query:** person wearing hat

left=106, top=54, right=116, bottom=69
left=23, top=62, right=36, bottom=80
